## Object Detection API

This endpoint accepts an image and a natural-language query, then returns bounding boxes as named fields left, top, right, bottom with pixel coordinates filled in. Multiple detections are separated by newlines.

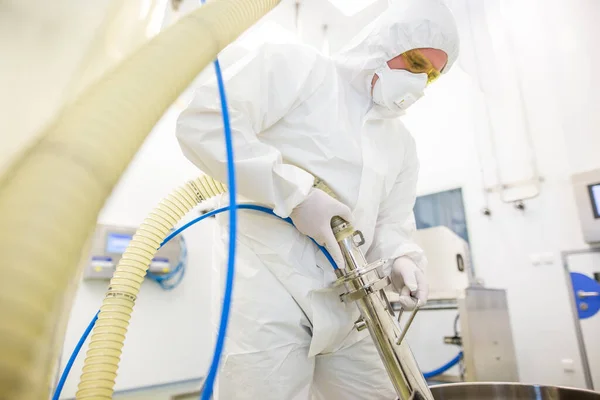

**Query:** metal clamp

left=340, top=276, right=391, bottom=303
left=333, top=259, right=387, bottom=286
left=353, top=231, right=366, bottom=247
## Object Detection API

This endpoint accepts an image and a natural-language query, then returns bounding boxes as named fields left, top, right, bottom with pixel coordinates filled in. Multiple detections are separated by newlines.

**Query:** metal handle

left=578, top=290, right=600, bottom=299
left=396, top=307, right=419, bottom=345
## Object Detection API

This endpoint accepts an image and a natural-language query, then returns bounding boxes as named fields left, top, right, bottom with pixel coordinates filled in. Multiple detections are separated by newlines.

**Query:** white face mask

left=371, top=65, right=428, bottom=112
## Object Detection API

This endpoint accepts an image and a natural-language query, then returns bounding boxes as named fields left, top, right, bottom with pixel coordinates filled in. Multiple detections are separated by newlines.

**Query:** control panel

left=83, top=224, right=183, bottom=280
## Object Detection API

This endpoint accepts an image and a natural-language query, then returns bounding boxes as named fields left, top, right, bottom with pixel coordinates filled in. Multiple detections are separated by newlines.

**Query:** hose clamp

left=340, top=276, right=391, bottom=303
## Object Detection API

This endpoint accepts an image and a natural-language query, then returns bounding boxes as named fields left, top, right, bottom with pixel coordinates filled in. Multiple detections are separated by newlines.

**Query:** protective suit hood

left=333, top=0, right=460, bottom=98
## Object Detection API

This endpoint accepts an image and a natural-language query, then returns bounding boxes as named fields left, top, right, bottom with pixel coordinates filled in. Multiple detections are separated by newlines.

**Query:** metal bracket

left=353, top=231, right=366, bottom=247
left=333, top=259, right=386, bottom=287
left=340, top=277, right=391, bottom=303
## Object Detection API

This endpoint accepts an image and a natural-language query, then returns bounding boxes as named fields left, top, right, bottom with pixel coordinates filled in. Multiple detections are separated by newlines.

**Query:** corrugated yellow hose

left=78, top=176, right=332, bottom=398
left=77, top=176, right=226, bottom=399
left=0, top=1, right=278, bottom=399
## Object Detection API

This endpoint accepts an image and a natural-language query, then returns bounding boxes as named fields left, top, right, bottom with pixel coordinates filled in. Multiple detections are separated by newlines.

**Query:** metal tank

left=430, top=383, right=600, bottom=400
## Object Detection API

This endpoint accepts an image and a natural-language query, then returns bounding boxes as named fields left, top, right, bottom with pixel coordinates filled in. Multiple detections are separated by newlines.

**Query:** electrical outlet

left=529, top=253, right=554, bottom=266
left=529, top=254, right=542, bottom=266
left=561, top=358, right=575, bottom=373
left=540, top=253, right=555, bottom=265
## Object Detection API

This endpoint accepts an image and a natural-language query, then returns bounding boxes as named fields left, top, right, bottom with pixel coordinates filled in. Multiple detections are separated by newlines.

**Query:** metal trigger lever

left=396, top=306, right=419, bottom=345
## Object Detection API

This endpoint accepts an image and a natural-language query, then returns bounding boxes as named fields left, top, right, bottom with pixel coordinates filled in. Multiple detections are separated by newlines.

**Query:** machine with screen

left=386, top=227, right=519, bottom=383
left=572, top=169, right=600, bottom=243
left=82, top=224, right=183, bottom=280
left=105, top=232, right=133, bottom=254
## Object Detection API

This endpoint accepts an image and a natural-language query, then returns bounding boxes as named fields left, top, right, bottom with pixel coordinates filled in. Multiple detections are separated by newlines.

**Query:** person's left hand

left=390, top=256, right=428, bottom=310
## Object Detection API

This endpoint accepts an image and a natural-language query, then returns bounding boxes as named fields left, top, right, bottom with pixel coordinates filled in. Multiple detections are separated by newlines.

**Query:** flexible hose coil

left=77, top=176, right=227, bottom=399
left=0, top=1, right=278, bottom=398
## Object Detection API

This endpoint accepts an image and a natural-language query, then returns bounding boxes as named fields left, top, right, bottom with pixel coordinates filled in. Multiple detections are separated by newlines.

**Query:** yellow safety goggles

left=401, top=49, right=441, bottom=85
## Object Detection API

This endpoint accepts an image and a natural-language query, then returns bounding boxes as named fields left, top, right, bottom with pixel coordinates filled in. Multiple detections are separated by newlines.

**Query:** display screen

left=106, top=232, right=133, bottom=254
left=589, top=183, right=600, bottom=219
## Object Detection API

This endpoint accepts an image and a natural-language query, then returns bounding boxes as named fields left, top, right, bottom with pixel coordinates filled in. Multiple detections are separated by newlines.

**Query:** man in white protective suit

left=176, top=0, right=459, bottom=398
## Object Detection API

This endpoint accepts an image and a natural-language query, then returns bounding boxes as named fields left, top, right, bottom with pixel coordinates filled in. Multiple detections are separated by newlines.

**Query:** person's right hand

left=289, top=188, right=354, bottom=268
left=390, top=256, right=428, bottom=311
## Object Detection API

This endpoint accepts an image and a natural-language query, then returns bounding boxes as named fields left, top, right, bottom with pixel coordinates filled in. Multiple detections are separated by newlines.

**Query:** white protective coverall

left=176, top=0, right=459, bottom=398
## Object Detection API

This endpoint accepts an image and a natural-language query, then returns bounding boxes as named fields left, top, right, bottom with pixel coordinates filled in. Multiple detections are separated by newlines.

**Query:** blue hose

left=167, top=204, right=338, bottom=270
left=51, top=311, right=99, bottom=400
left=146, top=236, right=187, bottom=290
left=423, top=352, right=463, bottom=379
left=200, top=56, right=237, bottom=400
left=51, top=205, right=338, bottom=399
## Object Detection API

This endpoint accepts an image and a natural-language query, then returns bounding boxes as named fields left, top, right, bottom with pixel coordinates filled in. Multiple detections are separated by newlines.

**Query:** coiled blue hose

left=146, top=236, right=187, bottom=290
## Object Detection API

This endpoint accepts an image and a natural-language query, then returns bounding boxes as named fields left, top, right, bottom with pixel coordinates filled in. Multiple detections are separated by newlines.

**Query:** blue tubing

left=52, top=205, right=338, bottom=399
left=163, top=205, right=339, bottom=270
left=423, top=352, right=463, bottom=379
left=200, top=56, right=237, bottom=400
left=51, top=311, right=99, bottom=400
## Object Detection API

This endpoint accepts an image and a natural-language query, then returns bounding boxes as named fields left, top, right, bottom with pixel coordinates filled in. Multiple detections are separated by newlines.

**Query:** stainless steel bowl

left=430, top=383, right=600, bottom=399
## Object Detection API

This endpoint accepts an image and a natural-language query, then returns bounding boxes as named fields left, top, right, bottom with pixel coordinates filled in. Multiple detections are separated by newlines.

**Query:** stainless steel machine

left=329, top=218, right=598, bottom=400
left=331, top=215, right=433, bottom=399
left=405, top=287, right=520, bottom=383
left=430, top=382, right=600, bottom=399
left=386, top=227, right=519, bottom=384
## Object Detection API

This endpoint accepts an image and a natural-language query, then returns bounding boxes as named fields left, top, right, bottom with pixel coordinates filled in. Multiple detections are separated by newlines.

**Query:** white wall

left=403, top=0, right=600, bottom=388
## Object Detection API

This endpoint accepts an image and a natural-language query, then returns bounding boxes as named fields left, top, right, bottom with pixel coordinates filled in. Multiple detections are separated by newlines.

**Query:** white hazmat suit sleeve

left=366, top=132, right=425, bottom=274
left=176, top=44, right=320, bottom=218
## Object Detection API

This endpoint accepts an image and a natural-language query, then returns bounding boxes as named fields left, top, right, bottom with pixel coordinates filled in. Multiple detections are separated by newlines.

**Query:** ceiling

left=166, top=0, right=388, bottom=54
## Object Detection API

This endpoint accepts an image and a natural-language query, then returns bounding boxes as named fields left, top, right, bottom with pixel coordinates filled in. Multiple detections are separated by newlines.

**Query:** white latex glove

left=289, top=188, right=354, bottom=268
left=390, top=256, right=428, bottom=310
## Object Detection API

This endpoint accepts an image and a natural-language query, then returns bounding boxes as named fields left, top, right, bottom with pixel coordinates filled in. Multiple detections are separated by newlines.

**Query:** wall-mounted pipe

left=463, top=0, right=543, bottom=206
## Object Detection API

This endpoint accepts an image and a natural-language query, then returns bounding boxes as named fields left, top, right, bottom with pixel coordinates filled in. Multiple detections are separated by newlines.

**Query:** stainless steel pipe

left=331, top=216, right=433, bottom=400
